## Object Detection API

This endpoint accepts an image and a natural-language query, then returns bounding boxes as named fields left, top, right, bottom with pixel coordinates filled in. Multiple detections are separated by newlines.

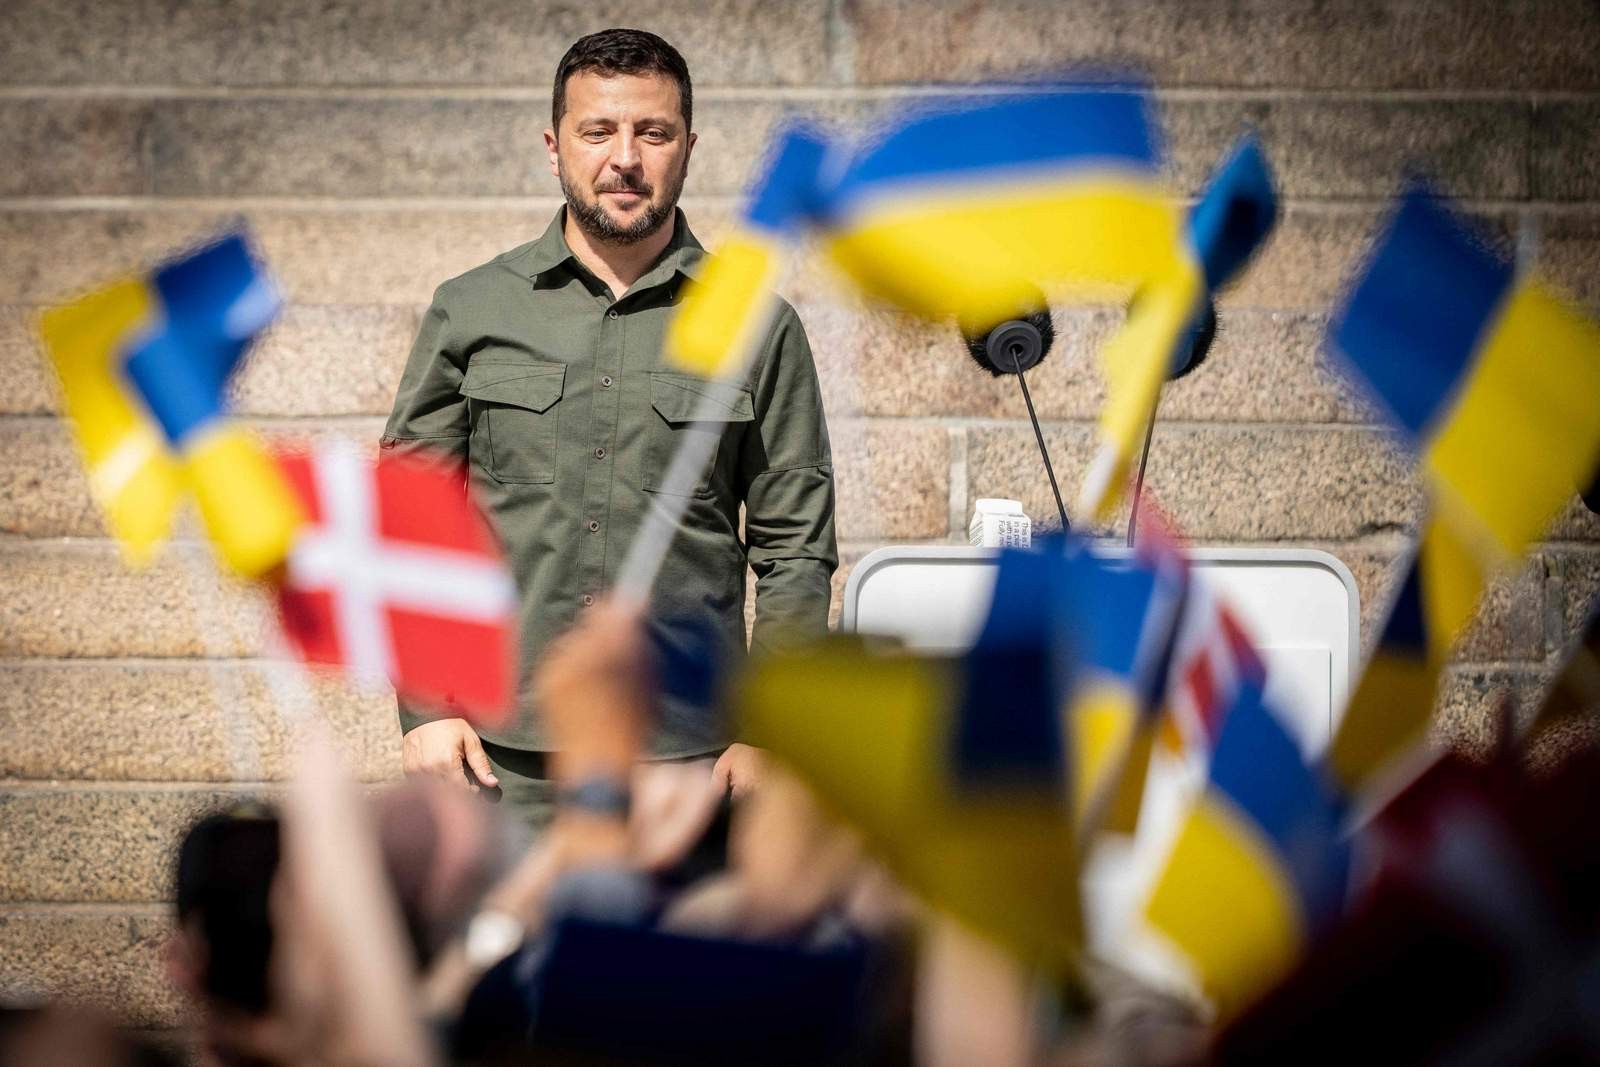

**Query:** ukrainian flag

left=817, top=89, right=1185, bottom=331
left=1066, top=537, right=1187, bottom=835
left=1144, top=682, right=1350, bottom=1015
left=1081, top=134, right=1279, bottom=519
left=40, top=232, right=302, bottom=578
left=737, top=543, right=1085, bottom=971
left=40, top=281, right=184, bottom=564
left=1329, top=186, right=1600, bottom=560
left=668, top=126, right=828, bottom=378
left=1327, top=517, right=1482, bottom=793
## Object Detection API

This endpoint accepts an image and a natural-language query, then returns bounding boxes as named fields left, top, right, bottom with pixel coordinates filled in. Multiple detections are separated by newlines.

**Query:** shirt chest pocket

left=459, top=359, right=566, bottom=484
left=643, top=372, right=755, bottom=498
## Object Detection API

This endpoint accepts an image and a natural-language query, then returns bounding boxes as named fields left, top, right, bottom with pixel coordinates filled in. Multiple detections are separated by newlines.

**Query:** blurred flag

left=1143, top=681, right=1351, bottom=1015
left=38, top=280, right=184, bottom=564
left=816, top=89, right=1184, bottom=328
left=1329, top=185, right=1600, bottom=558
left=737, top=542, right=1088, bottom=971
left=274, top=441, right=519, bottom=728
left=1326, top=186, right=1600, bottom=786
left=1080, top=135, right=1279, bottom=519
left=1068, top=527, right=1188, bottom=835
left=39, top=232, right=302, bottom=576
left=667, top=127, right=827, bottom=378
left=1327, top=518, right=1482, bottom=793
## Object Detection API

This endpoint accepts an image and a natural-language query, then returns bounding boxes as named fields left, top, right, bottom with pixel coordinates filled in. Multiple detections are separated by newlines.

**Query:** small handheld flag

left=1329, top=185, right=1600, bottom=558
left=274, top=441, right=519, bottom=728
left=39, top=232, right=302, bottom=577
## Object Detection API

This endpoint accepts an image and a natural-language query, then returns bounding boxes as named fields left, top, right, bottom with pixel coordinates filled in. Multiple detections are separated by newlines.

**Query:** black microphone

left=962, top=306, right=1066, bottom=530
left=963, top=308, right=1055, bottom=377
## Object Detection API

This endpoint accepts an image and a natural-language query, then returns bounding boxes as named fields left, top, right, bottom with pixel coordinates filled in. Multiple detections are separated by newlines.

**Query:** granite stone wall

left=2, top=0, right=1599, bottom=1036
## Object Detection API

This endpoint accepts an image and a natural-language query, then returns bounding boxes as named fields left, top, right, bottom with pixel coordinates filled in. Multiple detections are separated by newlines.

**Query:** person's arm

left=382, top=284, right=497, bottom=788
left=715, top=305, right=837, bottom=797
left=738, top=303, right=838, bottom=653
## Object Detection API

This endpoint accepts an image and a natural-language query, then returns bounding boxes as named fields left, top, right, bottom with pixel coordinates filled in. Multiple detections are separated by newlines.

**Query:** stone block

left=0, top=99, right=151, bottom=196
left=228, top=304, right=418, bottom=417
left=1532, top=100, right=1600, bottom=201
left=1163, top=96, right=1528, bottom=201
left=0, top=909, right=180, bottom=1028
left=1532, top=209, right=1600, bottom=312
left=0, top=0, right=832, bottom=87
left=1430, top=665, right=1543, bottom=760
left=0, top=787, right=268, bottom=903
left=0, top=306, right=53, bottom=415
left=0, top=417, right=385, bottom=539
left=0, top=418, right=100, bottom=539
left=146, top=97, right=859, bottom=198
left=0, top=542, right=272, bottom=658
left=807, top=303, right=1364, bottom=423
left=965, top=423, right=1421, bottom=541
left=1449, top=556, right=1549, bottom=663
left=846, top=0, right=1600, bottom=91
left=832, top=420, right=951, bottom=541
left=1552, top=549, right=1600, bottom=648
left=1549, top=493, right=1600, bottom=542
left=1226, top=204, right=1518, bottom=313
left=0, top=662, right=402, bottom=782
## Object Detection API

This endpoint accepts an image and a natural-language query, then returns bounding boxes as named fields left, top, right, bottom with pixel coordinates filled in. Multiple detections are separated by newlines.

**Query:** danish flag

left=273, top=441, right=518, bottom=728
left=1131, top=499, right=1266, bottom=756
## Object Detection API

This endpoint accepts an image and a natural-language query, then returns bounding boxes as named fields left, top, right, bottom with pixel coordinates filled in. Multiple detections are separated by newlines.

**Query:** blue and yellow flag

left=737, top=542, right=1087, bottom=971
left=667, top=127, right=828, bottom=378
left=40, top=232, right=303, bottom=577
left=1327, top=517, right=1482, bottom=793
left=1143, top=681, right=1350, bottom=1015
left=1325, top=186, right=1600, bottom=785
left=1329, top=186, right=1600, bottom=558
left=1080, top=134, right=1279, bottom=519
left=816, top=89, right=1184, bottom=329
left=1066, top=536, right=1187, bottom=835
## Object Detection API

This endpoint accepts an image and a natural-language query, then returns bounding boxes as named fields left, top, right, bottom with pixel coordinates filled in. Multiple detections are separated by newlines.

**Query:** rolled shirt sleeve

left=738, top=302, right=839, bottom=655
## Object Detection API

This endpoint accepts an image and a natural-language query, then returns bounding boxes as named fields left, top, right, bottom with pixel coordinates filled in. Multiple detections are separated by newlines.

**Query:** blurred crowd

left=3, top=595, right=1598, bottom=1067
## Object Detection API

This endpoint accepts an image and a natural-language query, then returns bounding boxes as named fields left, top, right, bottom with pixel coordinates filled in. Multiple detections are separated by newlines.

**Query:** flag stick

left=612, top=389, right=732, bottom=608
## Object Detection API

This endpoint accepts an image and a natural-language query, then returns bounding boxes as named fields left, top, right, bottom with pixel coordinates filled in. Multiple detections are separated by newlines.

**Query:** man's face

left=546, top=71, right=695, bottom=245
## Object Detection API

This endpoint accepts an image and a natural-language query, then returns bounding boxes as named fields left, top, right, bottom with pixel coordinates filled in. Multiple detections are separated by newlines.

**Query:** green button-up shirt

left=381, top=209, right=837, bottom=756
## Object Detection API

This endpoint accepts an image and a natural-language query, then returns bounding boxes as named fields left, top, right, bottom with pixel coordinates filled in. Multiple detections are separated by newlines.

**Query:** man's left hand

left=711, top=743, right=769, bottom=799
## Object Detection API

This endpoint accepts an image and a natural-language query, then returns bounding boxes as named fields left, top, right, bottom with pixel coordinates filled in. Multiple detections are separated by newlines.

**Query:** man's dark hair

left=552, top=28, right=693, bottom=134
left=174, top=806, right=281, bottom=1014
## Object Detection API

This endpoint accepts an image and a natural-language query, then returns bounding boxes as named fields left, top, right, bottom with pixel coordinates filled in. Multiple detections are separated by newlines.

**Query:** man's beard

left=559, top=160, right=686, bottom=246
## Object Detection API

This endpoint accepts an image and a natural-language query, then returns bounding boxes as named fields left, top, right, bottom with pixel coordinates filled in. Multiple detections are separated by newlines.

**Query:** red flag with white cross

left=272, top=442, right=518, bottom=728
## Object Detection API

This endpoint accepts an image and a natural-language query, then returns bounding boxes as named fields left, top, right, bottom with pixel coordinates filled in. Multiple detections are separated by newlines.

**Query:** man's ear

left=544, top=127, right=560, bottom=180
left=685, top=130, right=697, bottom=172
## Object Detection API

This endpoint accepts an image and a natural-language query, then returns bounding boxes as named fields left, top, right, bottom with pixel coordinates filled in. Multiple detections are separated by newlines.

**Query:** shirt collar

left=523, top=207, right=706, bottom=288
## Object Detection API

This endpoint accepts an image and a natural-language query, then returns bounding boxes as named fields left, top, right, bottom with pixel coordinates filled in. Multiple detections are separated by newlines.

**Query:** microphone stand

left=1003, top=340, right=1070, bottom=532
left=1125, top=391, right=1161, bottom=547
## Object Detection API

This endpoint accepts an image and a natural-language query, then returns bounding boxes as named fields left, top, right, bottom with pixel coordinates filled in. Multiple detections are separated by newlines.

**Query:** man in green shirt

left=381, top=29, right=837, bottom=823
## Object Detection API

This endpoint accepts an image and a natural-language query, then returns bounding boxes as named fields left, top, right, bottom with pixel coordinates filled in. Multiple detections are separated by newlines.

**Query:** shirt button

left=581, top=594, right=595, bottom=607
left=587, top=520, right=600, bottom=533
left=601, top=375, right=614, bottom=388
left=594, top=446, right=606, bottom=459
left=607, top=309, right=619, bottom=320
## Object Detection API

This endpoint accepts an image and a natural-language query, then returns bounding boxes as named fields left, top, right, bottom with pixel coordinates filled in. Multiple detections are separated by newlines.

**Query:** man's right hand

left=401, top=718, right=500, bottom=792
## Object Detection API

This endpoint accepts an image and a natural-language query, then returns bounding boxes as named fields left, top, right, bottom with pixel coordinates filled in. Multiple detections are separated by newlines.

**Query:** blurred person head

left=374, top=776, right=527, bottom=964
left=545, top=28, right=696, bottom=246
left=168, top=790, right=519, bottom=1063
left=164, top=805, right=300, bottom=1067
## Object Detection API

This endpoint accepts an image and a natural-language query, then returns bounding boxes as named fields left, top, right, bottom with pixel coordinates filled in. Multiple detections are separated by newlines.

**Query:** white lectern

left=840, top=543, right=1362, bottom=983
